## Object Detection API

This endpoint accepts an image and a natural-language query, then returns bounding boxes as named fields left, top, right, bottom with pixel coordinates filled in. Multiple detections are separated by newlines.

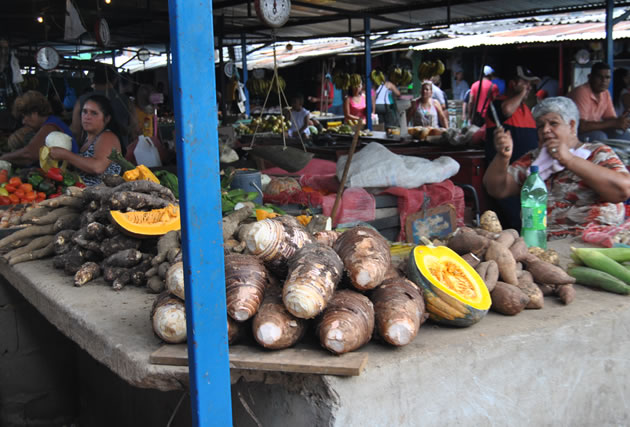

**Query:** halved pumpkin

left=110, top=204, right=180, bottom=237
left=407, top=245, right=491, bottom=327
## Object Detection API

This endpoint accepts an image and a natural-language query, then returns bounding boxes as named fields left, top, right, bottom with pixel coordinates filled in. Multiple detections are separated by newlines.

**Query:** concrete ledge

left=0, top=260, right=188, bottom=391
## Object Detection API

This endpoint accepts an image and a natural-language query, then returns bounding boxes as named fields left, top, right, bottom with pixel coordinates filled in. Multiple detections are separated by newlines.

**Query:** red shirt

left=568, top=83, right=617, bottom=121
left=470, top=79, right=499, bottom=117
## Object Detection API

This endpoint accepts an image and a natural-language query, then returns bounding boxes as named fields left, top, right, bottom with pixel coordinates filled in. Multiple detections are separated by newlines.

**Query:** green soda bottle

left=520, top=165, right=548, bottom=249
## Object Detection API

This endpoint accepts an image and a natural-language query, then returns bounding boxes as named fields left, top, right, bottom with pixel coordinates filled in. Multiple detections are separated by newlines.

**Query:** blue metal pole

left=364, top=16, right=372, bottom=130
left=167, top=2, right=232, bottom=426
left=242, top=33, right=250, bottom=117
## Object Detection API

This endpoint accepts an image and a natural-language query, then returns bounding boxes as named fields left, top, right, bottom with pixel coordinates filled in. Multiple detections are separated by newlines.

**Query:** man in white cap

left=468, top=65, right=499, bottom=125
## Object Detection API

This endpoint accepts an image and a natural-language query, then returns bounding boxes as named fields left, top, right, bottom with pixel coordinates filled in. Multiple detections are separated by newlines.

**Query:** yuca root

left=30, top=207, right=78, bottom=225
left=20, top=207, right=51, bottom=224
left=53, top=213, right=81, bottom=232
left=36, top=195, right=85, bottom=209
left=113, top=181, right=176, bottom=202
left=9, top=242, right=54, bottom=265
left=101, top=234, right=141, bottom=258
left=4, top=235, right=55, bottom=261
left=109, top=191, right=171, bottom=211
left=0, top=224, right=55, bottom=250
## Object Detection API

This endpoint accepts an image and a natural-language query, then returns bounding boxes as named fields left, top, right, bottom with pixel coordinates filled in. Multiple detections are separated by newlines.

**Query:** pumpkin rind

left=110, top=204, right=181, bottom=237
left=407, top=245, right=491, bottom=327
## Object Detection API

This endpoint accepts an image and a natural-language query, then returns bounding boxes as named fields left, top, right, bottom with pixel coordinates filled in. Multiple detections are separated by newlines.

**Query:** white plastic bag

left=336, top=142, right=460, bottom=189
left=134, top=135, right=162, bottom=167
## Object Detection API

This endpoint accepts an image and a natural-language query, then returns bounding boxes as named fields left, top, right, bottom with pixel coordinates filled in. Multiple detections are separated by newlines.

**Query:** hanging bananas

left=333, top=72, right=351, bottom=90
left=349, top=73, right=362, bottom=89
left=417, top=59, right=446, bottom=81
left=370, top=70, right=386, bottom=86
left=245, top=76, right=286, bottom=96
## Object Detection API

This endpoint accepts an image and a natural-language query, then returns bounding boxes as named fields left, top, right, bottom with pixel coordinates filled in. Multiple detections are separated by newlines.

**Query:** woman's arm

left=49, top=132, right=121, bottom=176
left=0, top=124, right=57, bottom=165
left=553, top=144, right=630, bottom=203
left=434, top=100, right=448, bottom=128
left=483, top=128, right=521, bottom=199
left=386, top=81, right=401, bottom=98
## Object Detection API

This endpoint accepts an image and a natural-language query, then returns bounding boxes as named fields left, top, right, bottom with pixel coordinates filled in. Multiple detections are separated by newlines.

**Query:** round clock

left=224, top=61, right=237, bottom=78
left=137, top=48, right=151, bottom=62
left=255, top=0, right=291, bottom=28
left=575, top=49, right=590, bottom=65
left=35, top=46, right=60, bottom=71
left=94, top=18, right=111, bottom=47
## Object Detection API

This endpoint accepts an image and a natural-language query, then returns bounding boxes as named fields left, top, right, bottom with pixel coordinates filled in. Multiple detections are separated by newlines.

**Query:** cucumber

left=568, top=266, right=630, bottom=295
left=571, top=247, right=630, bottom=263
left=573, top=248, right=630, bottom=285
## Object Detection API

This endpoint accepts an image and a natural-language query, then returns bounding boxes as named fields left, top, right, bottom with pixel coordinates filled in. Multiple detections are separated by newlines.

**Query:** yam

left=151, top=292, right=187, bottom=344
left=103, top=174, right=126, bottom=187
left=480, top=210, right=502, bottom=233
left=537, top=283, right=556, bottom=296
left=490, top=281, right=529, bottom=316
left=165, top=261, right=185, bottom=300
left=461, top=252, right=481, bottom=268
left=283, top=243, right=343, bottom=319
left=147, top=276, right=166, bottom=294
left=74, top=262, right=101, bottom=287
left=447, top=228, right=489, bottom=256
left=475, top=260, right=498, bottom=292
left=525, top=258, right=575, bottom=286
left=152, top=230, right=180, bottom=265
left=333, top=226, right=391, bottom=291
left=86, top=222, right=106, bottom=240
left=474, top=228, right=501, bottom=240
left=243, top=216, right=314, bottom=276
left=515, top=271, right=544, bottom=309
left=509, top=237, right=530, bottom=263
left=371, top=278, right=426, bottom=347
left=555, top=284, right=576, bottom=305
left=157, top=261, right=171, bottom=279
left=101, top=234, right=141, bottom=258
left=53, top=230, right=76, bottom=255
left=316, top=289, right=374, bottom=355
left=252, top=287, right=307, bottom=349
left=103, top=248, right=143, bottom=268
left=225, top=253, right=268, bottom=321
left=495, top=229, right=518, bottom=248
left=484, top=240, right=518, bottom=285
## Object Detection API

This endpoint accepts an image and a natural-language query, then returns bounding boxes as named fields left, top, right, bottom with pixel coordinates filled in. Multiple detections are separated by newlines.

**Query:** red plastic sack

left=381, top=180, right=465, bottom=241
left=582, top=219, right=630, bottom=248
left=263, top=190, right=324, bottom=208
left=322, top=187, right=376, bottom=227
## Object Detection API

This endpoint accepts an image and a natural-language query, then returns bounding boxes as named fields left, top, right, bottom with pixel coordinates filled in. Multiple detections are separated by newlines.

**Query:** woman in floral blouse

left=483, top=96, right=630, bottom=239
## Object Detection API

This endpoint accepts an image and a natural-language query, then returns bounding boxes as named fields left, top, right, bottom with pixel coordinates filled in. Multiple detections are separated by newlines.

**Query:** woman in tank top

left=49, top=94, right=121, bottom=186
left=408, top=81, right=447, bottom=128
left=344, top=77, right=367, bottom=124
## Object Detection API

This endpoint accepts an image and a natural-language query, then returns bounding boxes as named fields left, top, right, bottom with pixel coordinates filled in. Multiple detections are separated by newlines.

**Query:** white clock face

left=95, top=18, right=110, bottom=47
left=36, top=47, right=60, bottom=70
left=256, top=0, right=291, bottom=28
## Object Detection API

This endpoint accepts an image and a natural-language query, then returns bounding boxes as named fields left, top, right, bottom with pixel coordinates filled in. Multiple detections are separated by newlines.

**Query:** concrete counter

left=3, top=237, right=630, bottom=426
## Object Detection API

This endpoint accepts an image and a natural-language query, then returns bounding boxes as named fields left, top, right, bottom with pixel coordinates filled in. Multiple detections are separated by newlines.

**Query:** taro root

left=316, top=289, right=374, bottom=355
left=165, top=261, right=185, bottom=300
left=283, top=243, right=343, bottom=319
left=252, top=287, right=307, bottom=349
left=224, top=253, right=268, bottom=321
left=370, top=278, right=427, bottom=347
left=243, top=216, right=313, bottom=276
left=151, top=293, right=187, bottom=344
left=333, top=226, right=391, bottom=291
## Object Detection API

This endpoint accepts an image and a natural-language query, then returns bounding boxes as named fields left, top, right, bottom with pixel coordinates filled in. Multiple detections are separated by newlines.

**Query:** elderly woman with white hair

left=483, top=96, right=630, bottom=239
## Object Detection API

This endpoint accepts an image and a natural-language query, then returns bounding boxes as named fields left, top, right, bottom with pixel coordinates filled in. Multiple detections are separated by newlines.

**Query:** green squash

left=407, top=245, right=491, bottom=327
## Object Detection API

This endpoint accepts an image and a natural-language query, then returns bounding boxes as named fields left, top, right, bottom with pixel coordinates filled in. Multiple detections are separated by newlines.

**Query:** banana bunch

left=333, top=72, right=351, bottom=90
left=417, top=59, right=446, bottom=80
left=349, top=73, right=362, bottom=89
left=370, top=70, right=386, bottom=86
left=270, top=75, right=286, bottom=92
left=388, top=68, right=413, bottom=86
left=246, top=78, right=271, bottom=96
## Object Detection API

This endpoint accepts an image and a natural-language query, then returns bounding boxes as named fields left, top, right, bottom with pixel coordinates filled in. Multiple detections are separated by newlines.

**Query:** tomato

left=24, top=191, right=37, bottom=202
left=4, top=184, right=16, bottom=193
left=8, top=194, right=19, bottom=204
left=8, top=177, right=21, bottom=186
left=0, top=175, right=7, bottom=184
left=37, top=192, right=46, bottom=200
left=13, top=189, right=24, bottom=198
left=0, top=196, right=10, bottom=205
left=20, top=183, right=33, bottom=193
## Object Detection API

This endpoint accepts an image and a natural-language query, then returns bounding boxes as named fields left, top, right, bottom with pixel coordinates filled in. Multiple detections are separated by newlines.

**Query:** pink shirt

left=349, top=94, right=366, bottom=121
left=568, top=83, right=617, bottom=121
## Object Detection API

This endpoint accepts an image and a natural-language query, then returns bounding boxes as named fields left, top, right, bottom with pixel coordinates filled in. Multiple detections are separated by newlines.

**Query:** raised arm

left=483, top=127, right=521, bottom=199
left=49, top=132, right=121, bottom=176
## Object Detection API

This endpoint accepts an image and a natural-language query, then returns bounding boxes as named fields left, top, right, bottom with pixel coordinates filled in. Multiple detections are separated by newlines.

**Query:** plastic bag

left=133, top=135, right=162, bottom=167
left=337, top=142, right=460, bottom=189
left=582, top=219, right=630, bottom=248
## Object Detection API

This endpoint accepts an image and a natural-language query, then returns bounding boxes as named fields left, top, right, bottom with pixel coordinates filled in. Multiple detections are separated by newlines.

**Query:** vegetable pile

left=569, top=247, right=630, bottom=295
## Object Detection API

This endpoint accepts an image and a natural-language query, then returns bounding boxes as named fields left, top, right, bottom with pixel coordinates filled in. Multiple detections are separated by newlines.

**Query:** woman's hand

left=48, top=147, right=71, bottom=161
left=544, top=139, right=573, bottom=167
left=494, top=127, right=513, bottom=159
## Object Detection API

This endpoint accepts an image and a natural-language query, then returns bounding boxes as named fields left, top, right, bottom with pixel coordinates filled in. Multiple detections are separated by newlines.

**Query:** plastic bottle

left=521, top=165, right=548, bottom=249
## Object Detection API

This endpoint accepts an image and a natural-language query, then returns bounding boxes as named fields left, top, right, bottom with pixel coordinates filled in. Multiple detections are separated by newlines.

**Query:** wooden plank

left=150, top=344, right=368, bottom=376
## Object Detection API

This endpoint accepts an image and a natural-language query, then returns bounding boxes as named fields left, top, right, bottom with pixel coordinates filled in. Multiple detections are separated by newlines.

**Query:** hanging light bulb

left=36, top=15, right=44, bottom=23
left=104, top=0, right=112, bottom=4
